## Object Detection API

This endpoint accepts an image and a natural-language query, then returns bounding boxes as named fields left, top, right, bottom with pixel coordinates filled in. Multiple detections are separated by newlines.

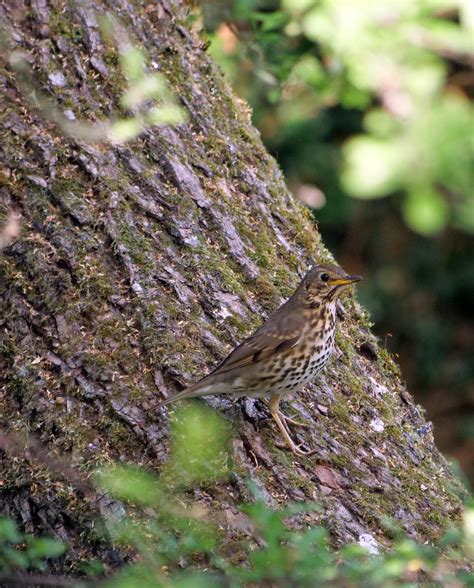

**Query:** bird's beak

left=330, top=274, right=362, bottom=287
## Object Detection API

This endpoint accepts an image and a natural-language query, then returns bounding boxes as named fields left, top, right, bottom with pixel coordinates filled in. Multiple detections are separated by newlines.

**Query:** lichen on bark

left=0, top=0, right=466, bottom=573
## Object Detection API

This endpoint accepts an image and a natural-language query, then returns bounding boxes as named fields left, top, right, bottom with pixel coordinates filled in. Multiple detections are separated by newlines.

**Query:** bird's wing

left=210, top=306, right=305, bottom=375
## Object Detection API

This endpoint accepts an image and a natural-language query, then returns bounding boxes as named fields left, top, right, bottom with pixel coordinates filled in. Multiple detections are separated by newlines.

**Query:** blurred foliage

left=0, top=517, right=65, bottom=572
left=7, top=16, right=186, bottom=145
left=1, top=407, right=472, bottom=584
left=84, top=406, right=474, bottom=586
left=5, top=405, right=473, bottom=585
left=2, top=7, right=473, bottom=585
left=107, top=39, right=186, bottom=142
left=91, top=18, right=188, bottom=140
left=205, top=0, right=473, bottom=235
left=202, top=0, right=474, bottom=479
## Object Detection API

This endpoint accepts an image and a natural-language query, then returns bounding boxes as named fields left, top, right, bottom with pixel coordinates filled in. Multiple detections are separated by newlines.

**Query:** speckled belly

left=266, top=332, right=335, bottom=396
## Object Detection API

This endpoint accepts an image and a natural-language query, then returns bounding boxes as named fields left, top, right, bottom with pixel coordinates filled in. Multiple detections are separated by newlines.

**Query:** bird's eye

left=321, top=273, right=330, bottom=282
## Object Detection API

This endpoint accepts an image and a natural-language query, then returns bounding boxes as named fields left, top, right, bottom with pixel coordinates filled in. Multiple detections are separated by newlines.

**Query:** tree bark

left=0, top=0, right=465, bottom=573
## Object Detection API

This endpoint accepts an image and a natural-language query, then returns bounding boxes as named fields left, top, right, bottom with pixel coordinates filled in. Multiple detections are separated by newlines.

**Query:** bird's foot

left=261, top=400, right=309, bottom=428
left=271, top=409, right=316, bottom=457
left=278, top=411, right=310, bottom=429
left=293, top=445, right=317, bottom=456
left=274, top=438, right=316, bottom=456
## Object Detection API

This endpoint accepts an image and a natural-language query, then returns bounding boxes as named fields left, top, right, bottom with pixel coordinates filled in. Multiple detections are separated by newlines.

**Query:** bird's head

left=299, top=264, right=362, bottom=307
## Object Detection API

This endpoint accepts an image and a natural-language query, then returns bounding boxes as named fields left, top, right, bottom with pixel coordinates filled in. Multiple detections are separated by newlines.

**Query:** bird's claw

left=274, top=439, right=316, bottom=456
left=279, top=412, right=310, bottom=429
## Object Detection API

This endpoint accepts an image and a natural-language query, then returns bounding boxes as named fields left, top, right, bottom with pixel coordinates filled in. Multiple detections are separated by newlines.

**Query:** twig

left=0, top=571, right=89, bottom=587
left=0, top=430, right=95, bottom=500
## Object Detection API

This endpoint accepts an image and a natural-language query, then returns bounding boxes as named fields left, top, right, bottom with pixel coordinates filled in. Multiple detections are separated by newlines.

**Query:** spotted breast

left=260, top=302, right=337, bottom=397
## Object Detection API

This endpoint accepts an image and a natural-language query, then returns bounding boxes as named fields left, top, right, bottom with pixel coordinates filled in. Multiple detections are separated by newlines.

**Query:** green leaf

left=108, top=118, right=143, bottom=143
left=461, top=0, right=474, bottom=32
left=364, top=109, right=399, bottom=138
left=464, top=505, right=474, bottom=557
left=402, top=187, right=448, bottom=235
left=102, top=563, right=160, bottom=588
left=145, top=104, right=187, bottom=125
left=412, top=95, right=473, bottom=196
left=168, top=403, right=231, bottom=485
left=342, top=137, right=403, bottom=198
left=27, top=537, right=66, bottom=560
left=0, top=518, right=22, bottom=543
left=452, top=196, right=474, bottom=234
left=121, top=76, right=166, bottom=108
left=291, top=55, right=326, bottom=86
left=302, top=7, right=333, bottom=44
left=2, top=547, right=29, bottom=569
left=253, top=11, right=288, bottom=32
left=120, top=46, right=146, bottom=82
left=283, top=501, right=322, bottom=516
left=419, top=18, right=474, bottom=55
left=282, top=0, right=316, bottom=14
left=98, top=465, right=162, bottom=506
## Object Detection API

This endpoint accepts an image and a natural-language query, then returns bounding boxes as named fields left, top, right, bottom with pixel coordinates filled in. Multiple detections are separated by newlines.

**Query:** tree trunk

left=0, top=0, right=464, bottom=573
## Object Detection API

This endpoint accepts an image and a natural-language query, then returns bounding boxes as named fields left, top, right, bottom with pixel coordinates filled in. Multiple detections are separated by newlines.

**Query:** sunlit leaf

left=364, top=109, right=398, bottom=137
left=168, top=403, right=231, bottom=485
left=98, top=465, right=162, bottom=506
left=402, top=57, right=445, bottom=100
left=108, top=118, right=143, bottom=143
left=460, top=0, right=474, bottom=31
left=282, top=0, right=316, bottom=14
left=464, top=505, right=474, bottom=556
left=121, top=76, right=166, bottom=108
left=120, top=46, right=146, bottom=82
left=417, top=18, right=474, bottom=55
left=402, top=187, right=448, bottom=235
left=342, top=137, right=403, bottom=198
left=146, top=104, right=187, bottom=125
left=291, top=55, right=326, bottom=86
left=302, top=8, right=334, bottom=44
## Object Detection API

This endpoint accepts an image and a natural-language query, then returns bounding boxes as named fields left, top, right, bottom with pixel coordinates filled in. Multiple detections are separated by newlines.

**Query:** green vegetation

left=0, top=518, right=65, bottom=572
left=206, top=0, right=473, bottom=236
left=1, top=405, right=471, bottom=586
left=1, top=2, right=472, bottom=584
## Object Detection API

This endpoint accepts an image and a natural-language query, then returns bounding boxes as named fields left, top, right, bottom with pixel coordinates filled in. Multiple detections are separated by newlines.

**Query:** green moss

left=376, top=347, right=401, bottom=377
left=117, top=222, right=155, bottom=268
left=335, top=332, right=356, bottom=362
left=49, top=10, right=84, bottom=42
left=76, top=257, right=115, bottom=300
left=285, top=468, right=315, bottom=496
left=193, top=245, right=247, bottom=296
left=328, top=453, right=351, bottom=469
left=4, top=374, right=29, bottom=400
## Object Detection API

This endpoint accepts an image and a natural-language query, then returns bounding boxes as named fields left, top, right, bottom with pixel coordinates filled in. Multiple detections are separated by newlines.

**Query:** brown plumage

left=159, top=264, right=361, bottom=455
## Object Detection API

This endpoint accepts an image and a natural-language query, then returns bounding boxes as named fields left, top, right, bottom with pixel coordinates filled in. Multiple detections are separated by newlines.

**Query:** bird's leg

left=268, top=393, right=314, bottom=456
left=261, top=399, right=309, bottom=429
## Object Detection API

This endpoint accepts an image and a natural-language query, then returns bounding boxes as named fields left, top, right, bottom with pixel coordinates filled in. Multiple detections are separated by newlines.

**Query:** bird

left=159, top=264, right=361, bottom=456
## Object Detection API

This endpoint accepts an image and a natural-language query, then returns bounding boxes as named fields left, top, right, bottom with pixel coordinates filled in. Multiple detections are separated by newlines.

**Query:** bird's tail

left=158, top=378, right=211, bottom=408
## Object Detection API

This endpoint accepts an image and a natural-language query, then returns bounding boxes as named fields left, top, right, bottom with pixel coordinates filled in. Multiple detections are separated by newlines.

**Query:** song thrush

left=160, top=264, right=361, bottom=456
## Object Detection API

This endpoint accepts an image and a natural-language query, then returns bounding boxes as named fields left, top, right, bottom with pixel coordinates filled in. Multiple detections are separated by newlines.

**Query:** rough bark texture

left=0, top=0, right=465, bottom=574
